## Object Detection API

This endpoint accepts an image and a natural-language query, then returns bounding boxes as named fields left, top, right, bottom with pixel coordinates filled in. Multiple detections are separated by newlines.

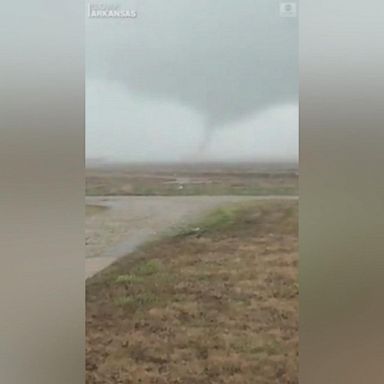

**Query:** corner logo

left=280, top=2, right=297, bottom=17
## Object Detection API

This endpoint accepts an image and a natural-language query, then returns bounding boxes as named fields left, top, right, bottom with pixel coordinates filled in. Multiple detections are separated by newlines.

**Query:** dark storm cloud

left=87, top=0, right=298, bottom=129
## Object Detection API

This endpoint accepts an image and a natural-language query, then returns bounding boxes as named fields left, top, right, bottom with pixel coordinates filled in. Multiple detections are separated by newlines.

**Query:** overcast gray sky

left=86, top=0, right=298, bottom=163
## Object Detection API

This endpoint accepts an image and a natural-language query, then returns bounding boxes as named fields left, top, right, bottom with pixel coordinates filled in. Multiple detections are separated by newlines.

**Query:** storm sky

left=86, top=0, right=298, bottom=163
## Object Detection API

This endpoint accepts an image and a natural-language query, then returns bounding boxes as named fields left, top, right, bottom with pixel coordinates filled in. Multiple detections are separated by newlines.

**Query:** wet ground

left=85, top=195, right=297, bottom=278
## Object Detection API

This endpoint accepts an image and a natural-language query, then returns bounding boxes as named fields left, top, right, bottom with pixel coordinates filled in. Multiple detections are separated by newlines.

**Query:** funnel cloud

left=87, top=0, right=298, bottom=163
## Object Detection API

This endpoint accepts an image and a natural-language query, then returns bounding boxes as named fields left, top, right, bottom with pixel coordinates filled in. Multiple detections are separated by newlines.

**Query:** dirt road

left=85, top=195, right=297, bottom=278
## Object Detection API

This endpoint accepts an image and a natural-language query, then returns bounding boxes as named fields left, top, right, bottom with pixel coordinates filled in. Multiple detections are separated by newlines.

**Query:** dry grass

left=86, top=204, right=108, bottom=216
left=86, top=164, right=298, bottom=196
left=86, top=200, right=298, bottom=384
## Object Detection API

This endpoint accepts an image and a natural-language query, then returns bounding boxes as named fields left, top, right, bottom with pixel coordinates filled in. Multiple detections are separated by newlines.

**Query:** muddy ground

left=86, top=200, right=298, bottom=383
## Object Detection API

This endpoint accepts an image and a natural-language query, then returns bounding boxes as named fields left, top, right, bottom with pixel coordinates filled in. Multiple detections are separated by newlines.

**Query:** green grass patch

left=132, top=260, right=161, bottom=276
left=176, top=203, right=255, bottom=237
left=115, top=274, right=145, bottom=285
left=114, top=260, right=161, bottom=284
left=114, top=292, right=158, bottom=309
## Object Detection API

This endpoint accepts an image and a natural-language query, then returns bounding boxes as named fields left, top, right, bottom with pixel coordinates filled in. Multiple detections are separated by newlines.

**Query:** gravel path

left=85, top=195, right=297, bottom=279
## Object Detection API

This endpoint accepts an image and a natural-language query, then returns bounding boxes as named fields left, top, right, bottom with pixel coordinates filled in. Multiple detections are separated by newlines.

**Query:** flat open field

left=86, top=162, right=298, bottom=196
left=86, top=200, right=298, bottom=384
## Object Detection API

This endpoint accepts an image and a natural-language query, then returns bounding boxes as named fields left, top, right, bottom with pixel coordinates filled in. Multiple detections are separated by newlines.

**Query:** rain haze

left=86, top=0, right=298, bottom=164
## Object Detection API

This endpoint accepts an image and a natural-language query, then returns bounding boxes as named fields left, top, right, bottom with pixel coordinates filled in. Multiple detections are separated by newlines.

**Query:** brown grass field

left=86, top=163, right=298, bottom=196
left=86, top=199, right=298, bottom=383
